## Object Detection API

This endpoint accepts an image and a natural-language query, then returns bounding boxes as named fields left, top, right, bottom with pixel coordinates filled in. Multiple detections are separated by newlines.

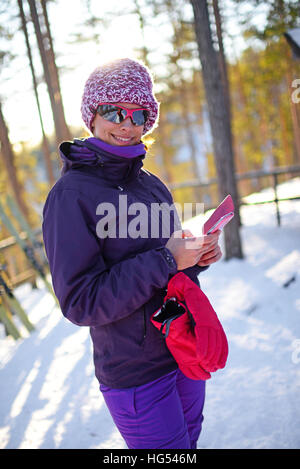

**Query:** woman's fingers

left=197, top=246, right=222, bottom=266
left=166, top=229, right=222, bottom=269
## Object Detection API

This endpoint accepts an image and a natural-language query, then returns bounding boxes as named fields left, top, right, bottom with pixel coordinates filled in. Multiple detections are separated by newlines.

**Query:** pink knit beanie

left=81, top=58, right=159, bottom=135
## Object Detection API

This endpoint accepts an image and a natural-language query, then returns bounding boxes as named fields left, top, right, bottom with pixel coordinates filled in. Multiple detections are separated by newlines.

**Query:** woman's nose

left=120, top=117, right=134, bottom=129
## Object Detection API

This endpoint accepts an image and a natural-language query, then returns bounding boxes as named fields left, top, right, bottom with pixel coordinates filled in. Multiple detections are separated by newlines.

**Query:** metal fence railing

left=169, top=165, right=300, bottom=227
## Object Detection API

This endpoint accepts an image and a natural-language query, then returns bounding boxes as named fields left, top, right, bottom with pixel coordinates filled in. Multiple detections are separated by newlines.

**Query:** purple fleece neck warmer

left=87, top=137, right=146, bottom=158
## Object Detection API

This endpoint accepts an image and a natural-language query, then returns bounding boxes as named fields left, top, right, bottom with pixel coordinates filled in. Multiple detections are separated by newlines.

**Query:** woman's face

left=91, top=102, right=144, bottom=146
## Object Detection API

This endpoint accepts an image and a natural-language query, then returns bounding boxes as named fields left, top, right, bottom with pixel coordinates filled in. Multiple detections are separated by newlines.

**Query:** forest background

left=0, top=0, right=299, bottom=258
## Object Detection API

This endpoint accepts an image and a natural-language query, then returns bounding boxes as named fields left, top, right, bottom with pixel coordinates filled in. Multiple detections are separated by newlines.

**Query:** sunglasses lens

left=97, top=105, right=120, bottom=123
left=132, top=110, right=148, bottom=126
left=97, top=105, right=148, bottom=126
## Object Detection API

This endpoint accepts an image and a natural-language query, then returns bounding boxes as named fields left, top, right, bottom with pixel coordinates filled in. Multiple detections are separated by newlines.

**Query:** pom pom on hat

left=81, top=58, right=159, bottom=135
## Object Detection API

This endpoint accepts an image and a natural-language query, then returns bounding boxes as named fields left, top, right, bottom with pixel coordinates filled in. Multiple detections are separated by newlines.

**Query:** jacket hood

left=59, top=137, right=147, bottom=184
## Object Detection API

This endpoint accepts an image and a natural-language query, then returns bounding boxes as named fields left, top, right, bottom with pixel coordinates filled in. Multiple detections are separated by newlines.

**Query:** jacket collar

left=59, top=137, right=146, bottom=184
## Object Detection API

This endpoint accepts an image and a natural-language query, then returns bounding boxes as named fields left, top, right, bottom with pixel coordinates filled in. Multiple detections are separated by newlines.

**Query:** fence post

left=272, top=172, right=281, bottom=226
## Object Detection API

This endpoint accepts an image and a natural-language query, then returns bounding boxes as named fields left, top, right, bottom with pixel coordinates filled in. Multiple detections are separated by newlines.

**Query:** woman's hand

left=165, top=229, right=222, bottom=270
left=197, top=241, right=222, bottom=267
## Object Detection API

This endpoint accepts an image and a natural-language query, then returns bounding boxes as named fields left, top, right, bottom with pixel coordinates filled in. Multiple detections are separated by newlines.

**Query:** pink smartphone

left=203, top=195, right=235, bottom=235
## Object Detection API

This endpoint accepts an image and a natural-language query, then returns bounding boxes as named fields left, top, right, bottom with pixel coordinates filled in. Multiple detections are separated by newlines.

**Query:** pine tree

left=27, top=0, right=71, bottom=147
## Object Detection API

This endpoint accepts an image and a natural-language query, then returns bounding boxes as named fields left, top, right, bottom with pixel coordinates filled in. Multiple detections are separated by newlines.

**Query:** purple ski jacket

left=42, top=137, right=207, bottom=388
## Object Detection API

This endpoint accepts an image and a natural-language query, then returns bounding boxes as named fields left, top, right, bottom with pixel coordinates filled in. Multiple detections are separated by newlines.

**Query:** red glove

left=151, top=272, right=228, bottom=380
left=168, top=272, right=228, bottom=371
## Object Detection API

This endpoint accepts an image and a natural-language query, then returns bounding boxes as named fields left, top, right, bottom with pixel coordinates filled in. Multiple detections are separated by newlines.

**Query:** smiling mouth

left=112, top=134, right=132, bottom=143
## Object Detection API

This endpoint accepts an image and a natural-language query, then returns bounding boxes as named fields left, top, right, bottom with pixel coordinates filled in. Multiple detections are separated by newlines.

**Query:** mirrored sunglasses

left=91, top=103, right=149, bottom=126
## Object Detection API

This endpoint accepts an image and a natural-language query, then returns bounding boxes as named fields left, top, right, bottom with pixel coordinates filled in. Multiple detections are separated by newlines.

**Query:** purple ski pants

left=100, top=369, right=206, bottom=449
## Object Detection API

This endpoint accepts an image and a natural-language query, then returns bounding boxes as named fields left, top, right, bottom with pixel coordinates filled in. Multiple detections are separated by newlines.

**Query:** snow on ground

left=0, top=178, right=300, bottom=449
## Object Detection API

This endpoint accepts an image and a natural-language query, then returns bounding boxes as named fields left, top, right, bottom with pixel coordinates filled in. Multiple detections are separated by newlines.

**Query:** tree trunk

left=18, top=0, right=55, bottom=186
left=0, top=102, right=30, bottom=222
left=190, top=0, right=243, bottom=259
left=28, top=0, right=71, bottom=147
left=133, top=0, right=151, bottom=68
left=212, top=0, right=231, bottom=121
left=286, top=69, right=300, bottom=164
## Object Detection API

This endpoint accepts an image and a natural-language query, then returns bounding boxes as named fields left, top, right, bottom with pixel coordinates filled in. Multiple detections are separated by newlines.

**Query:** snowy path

left=0, top=180, right=300, bottom=449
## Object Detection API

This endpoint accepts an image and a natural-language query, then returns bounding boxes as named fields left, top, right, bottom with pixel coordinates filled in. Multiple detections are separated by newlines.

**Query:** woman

left=42, top=58, right=222, bottom=449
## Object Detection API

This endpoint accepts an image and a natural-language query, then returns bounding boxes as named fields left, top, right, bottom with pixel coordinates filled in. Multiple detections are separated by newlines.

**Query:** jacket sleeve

left=181, top=265, right=209, bottom=286
left=42, top=188, right=178, bottom=327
